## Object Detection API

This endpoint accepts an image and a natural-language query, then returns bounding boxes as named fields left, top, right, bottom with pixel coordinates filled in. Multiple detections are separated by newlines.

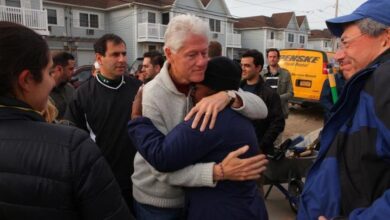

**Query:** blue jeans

left=133, top=200, right=184, bottom=220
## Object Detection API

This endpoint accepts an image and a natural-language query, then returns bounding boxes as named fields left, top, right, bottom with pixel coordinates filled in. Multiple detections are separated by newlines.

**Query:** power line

left=235, top=0, right=290, bottom=6
left=230, top=0, right=332, bottom=14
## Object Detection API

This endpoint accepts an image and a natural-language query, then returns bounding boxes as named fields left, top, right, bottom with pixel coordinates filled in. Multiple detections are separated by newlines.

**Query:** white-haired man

left=298, top=0, right=390, bottom=219
left=130, top=14, right=269, bottom=219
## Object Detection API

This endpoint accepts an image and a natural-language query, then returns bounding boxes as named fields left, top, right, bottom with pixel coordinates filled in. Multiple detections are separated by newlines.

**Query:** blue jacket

left=298, top=50, right=390, bottom=220
left=128, top=108, right=268, bottom=220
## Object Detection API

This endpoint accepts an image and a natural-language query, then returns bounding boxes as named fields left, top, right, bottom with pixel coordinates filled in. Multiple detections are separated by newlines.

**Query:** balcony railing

left=0, top=5, right=48, bottom=35
left=285, top=42, right=307, bottom=49
left=138, top=22, right=167, bottom=42
left=266, top=39, right=285, bottom=49
left=323, top=46, right=333, bottom=52
left=226, top=33, right=241, bottom=48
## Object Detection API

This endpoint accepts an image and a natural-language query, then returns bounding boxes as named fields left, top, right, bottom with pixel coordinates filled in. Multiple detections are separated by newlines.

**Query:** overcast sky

left=224, top=0, right=367, bottom=30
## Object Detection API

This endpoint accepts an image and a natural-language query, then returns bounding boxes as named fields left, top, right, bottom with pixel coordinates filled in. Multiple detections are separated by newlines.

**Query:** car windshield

left=128, top=57, right=143, bottom=76
left=76, top=70, right=92, bottom=81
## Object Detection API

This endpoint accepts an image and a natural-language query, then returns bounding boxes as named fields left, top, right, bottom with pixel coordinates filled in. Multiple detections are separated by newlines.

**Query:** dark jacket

left=298, top=49, right=390, bottom=220
left=50, top=82, right=75, bottom=119
left=262, top=66, right=293, bottom=118
left=240, top=79, right=285, bottom=154
left=128, top=108, right=268, bottom=220
left=0, top=96, right=132, bottom=220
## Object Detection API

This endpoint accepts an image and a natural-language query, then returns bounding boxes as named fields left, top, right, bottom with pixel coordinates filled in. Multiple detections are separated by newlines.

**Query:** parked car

left=128, top=57, right=143, bottom=76
left=71, top=65, right=93, bottom=88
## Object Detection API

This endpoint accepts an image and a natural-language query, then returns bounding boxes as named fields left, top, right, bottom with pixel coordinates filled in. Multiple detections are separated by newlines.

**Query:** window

left=299, top=35, right=305, bottom=44
left=288, top=33, right=294, bottom=42
left=86, top=29, right=94, bottom=35
left=209, top=19, right=221, bottom=33
left=79, top=12, right=99, bottom=29
left=162, top=13, right=169, bottom=25
left=5, top=0, right=21, bottom=7
left=45, top=7, right=64, bottom=26
left=90, top=14, right=98, bottom=28
left=148, top=12, right=156, bottom=23
left=270, top=31, right=274, bottom=40
left=324, top=41, right=329, bottom=48
left=47, top=9, right=57, bottom=25
left=80, top=13, right=89, bottom=27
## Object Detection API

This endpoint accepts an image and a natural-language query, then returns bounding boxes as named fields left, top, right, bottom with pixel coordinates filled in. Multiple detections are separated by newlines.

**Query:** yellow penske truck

left=278, top=49, right=336, bottom=105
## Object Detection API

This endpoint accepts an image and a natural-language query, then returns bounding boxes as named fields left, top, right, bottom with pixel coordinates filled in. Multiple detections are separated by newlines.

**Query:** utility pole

left=332, top=0, right=339, bottom=52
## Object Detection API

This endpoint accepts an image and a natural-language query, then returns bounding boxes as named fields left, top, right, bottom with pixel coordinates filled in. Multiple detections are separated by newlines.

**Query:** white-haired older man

left=298, top=0, right=390, bottom=220
left=130, top=14, right=269, bottom=219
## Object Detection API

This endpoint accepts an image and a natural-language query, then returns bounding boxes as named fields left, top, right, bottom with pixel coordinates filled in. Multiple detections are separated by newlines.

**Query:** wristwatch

left=226, top=90, right=237, bottom=106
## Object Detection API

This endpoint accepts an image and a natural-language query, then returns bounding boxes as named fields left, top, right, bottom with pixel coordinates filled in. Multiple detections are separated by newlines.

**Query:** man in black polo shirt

left=65, top=34, right=142, bottom=214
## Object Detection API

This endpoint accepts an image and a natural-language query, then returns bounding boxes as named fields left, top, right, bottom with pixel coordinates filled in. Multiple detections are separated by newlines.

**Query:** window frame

left=5, top=0, right=21, bottom=7
left=44, top=6, right=64, bottom=27
left=161, top=12, right=169, bottom=25
left=47, top=8, right=57, bottom=25
left=74, top=10, right=103, bottom=30
left=148, top=11, right=156, bottom=23
left=209, top=18, right=221, bottom=33
left=79, top=12, right=89, bottom=28
left=288, top=33, right=295, bottom=43
left=270, top=31, right=275, bottom=40
left=299, top=35, right=305, bottom=44
left=89, top=13, right=99, bottom=28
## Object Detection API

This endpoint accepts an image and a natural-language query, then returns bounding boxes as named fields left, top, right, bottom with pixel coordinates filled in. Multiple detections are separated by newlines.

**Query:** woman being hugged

left=129, top=57, right=268, bottom=220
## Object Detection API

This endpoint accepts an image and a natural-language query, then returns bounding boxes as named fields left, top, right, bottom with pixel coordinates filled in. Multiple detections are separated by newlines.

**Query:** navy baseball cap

left=326, top=0, right=390, bottom=37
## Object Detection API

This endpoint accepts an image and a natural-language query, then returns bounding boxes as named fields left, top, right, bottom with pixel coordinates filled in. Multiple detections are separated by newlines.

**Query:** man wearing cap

left=298, top=0, right=390, bottom=219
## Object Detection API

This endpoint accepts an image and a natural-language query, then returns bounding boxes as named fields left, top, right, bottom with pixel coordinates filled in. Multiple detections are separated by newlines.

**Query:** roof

left=296, top=16, right=306, bottom=27
left=271, top=12, right=294, bottom=28
left=234, top=15, right=273, bottom=28
left=200, top=0, right=211, bottom=7
left=309, top=29, right=332, bottom=39
left=235, top=11, right=306, bottom=29
left=44, top=0, right=175, bottom=9
left=45, top=0, right=226, bottom=12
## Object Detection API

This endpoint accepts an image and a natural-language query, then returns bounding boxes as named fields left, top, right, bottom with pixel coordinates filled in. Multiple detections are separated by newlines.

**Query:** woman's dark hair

left=0, top=21, right=50, bottom=96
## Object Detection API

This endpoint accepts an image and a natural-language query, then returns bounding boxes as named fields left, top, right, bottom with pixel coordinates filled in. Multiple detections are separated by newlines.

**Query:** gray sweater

left=131, top=62, right=267, bottom=208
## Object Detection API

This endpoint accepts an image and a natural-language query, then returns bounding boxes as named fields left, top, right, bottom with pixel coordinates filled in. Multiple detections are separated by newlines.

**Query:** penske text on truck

left=278, top=49, right=334, bottom=105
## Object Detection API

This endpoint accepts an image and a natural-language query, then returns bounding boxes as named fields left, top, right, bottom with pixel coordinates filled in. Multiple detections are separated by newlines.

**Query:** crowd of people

left=1, top=0, right=390, bottom=219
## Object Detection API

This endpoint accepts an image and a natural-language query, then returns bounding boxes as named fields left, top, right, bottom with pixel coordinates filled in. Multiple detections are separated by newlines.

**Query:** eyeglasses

left=339, top=33, right=366, bottom=49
